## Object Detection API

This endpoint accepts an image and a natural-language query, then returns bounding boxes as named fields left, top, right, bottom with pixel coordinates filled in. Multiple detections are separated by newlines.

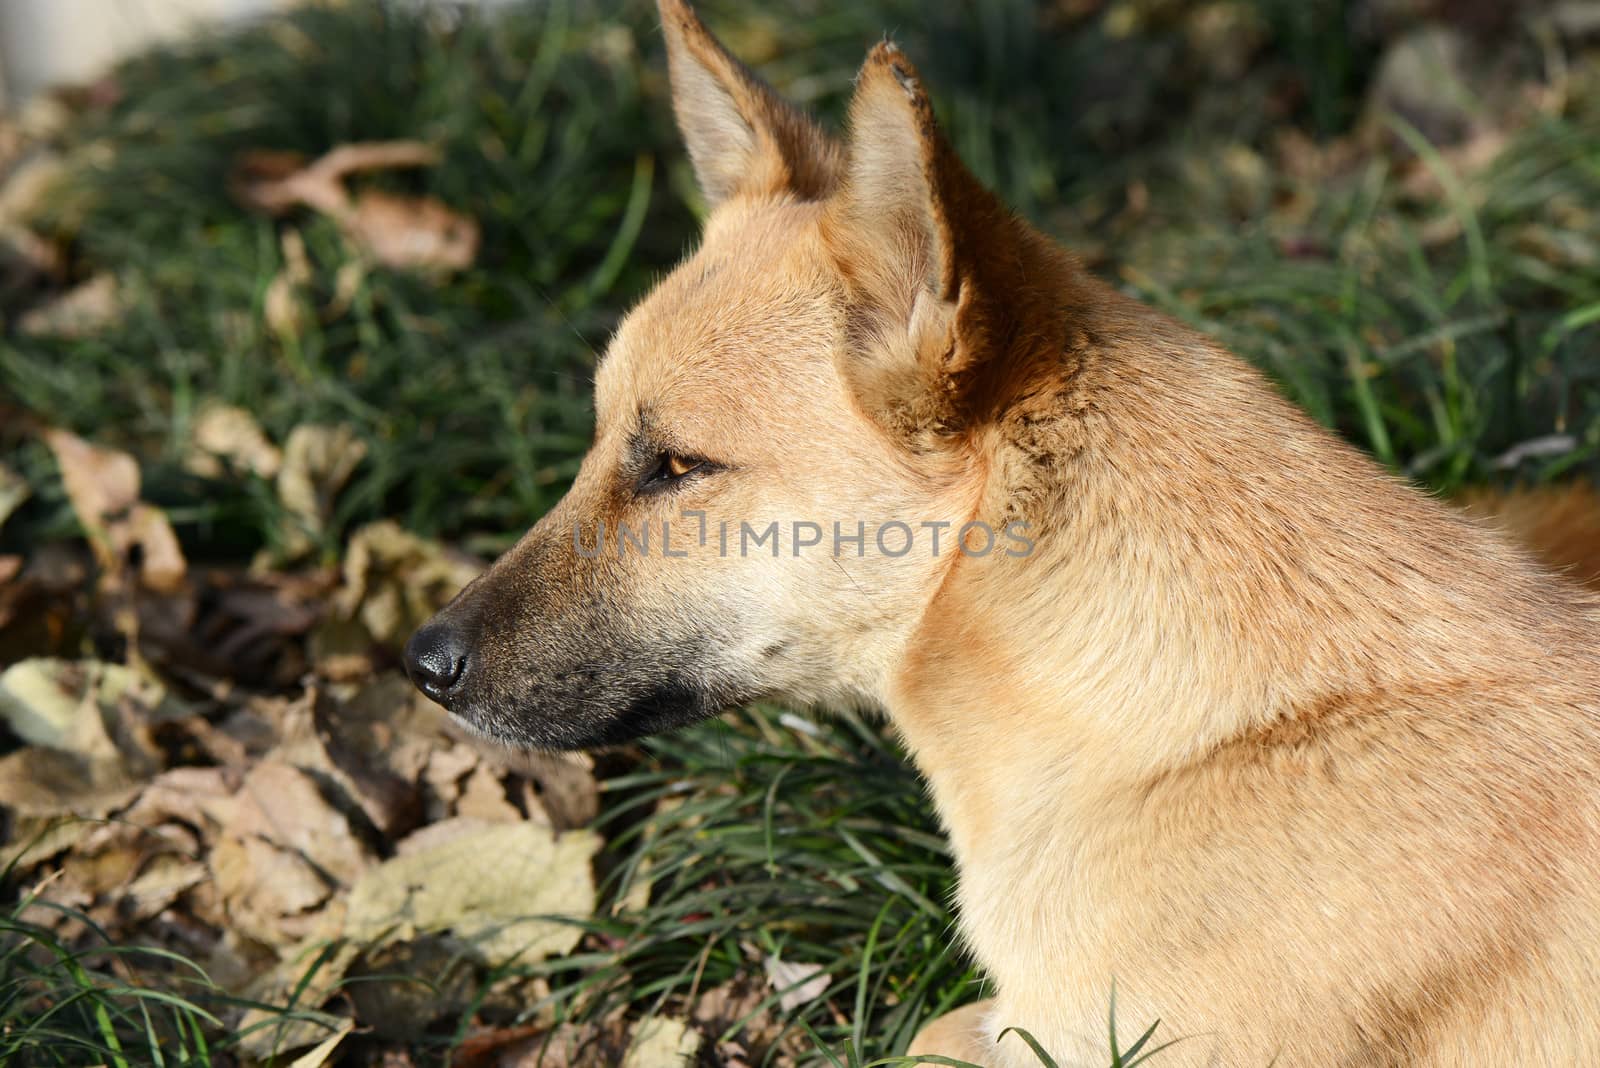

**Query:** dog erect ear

left=658, top=0, right=839, bottom=208
left=830, top=43, right=1070, bottom=433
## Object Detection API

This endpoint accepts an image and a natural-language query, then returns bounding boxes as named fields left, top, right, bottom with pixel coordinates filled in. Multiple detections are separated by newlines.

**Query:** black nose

left=403, top=620, right=469, bottom=706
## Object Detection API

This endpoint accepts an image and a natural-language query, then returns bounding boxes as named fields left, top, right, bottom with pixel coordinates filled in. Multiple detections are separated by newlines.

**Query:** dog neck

left=883, top=280, right=1573, bottom=865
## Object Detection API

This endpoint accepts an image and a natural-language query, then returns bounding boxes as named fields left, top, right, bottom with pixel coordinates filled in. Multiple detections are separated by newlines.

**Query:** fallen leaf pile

left=0, top=421, right=627, bottom=1065
left=0, top=415, right=803, bottom=1066
left=0, top=654, right=605, bottom=1063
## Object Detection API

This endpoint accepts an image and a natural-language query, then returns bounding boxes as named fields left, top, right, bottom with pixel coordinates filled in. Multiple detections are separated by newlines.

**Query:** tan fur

left=410, top=6, right=1600, bottom=1065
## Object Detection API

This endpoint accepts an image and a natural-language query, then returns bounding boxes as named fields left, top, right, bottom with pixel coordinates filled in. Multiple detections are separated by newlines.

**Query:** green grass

left=569, top=708, right=974, bottom=1059
left=0, top=880, right=343, bottom=1066
left=2, top=0, right=1598, bottom=1065
left=1106, top=107, right=1600, bottom=490
left=0, top=0, right=1437, bottom=559
left=6, top=0, right=681, bottom=559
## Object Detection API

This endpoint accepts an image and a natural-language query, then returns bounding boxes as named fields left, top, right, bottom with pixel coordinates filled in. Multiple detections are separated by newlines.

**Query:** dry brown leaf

left=0, top=658, right=122, bottom=762
left=287, top=1017, right=355, bottom=1068
left=120, top=765, right=240, bottom=841
left=121, top=855, right=208, bottom=922
left=345, top=821, right=598, bottom=967
left=125, top=503, right=187, bottom=594
left=0, top=657, right=193, bottom=810
left=44, top=428, right=138, bottom=532
left=326, top=259, right=366, bottom=319
left=622, top=1017, right=701, bottom=1068
left=0, top=462, right=29, bottom=532
left=18, top=866, right=96, bottom=936
left=347, top=189, right=480, bottom=272
left=229, top=148, right=314, bottom=214
left=233, top=141, right=440, bottom=215
left=228, top=759, right=374, bottom=884
left=212, top=760, right=374, bottom=945
left=454, top=764, right=522, bottom=824
left=0, top=817, right=88, bottom=874
left=422, top=743, right=482, bottom=810
left=179, top=570, right=330, bottom=687
left=0, top=747, right=139, bottom=818
left=691, top=979, right=781, bottom=1044
left=763, top=955, right=832, bottom=1013
left=239, top=937, right=362, bottom=1059
left=394, top=816, right=508, bottom=857
left=20, top=274, right=121, bottom=337
left=452, top=1027, right=551, bottom=1068
left=186, top=403, right=282, bottom=480
left=231, top=140, right=477, bottom=273
left=456, top=1023, right=588, bottom=1068
left=43, top=428, right=187, bottom=592
left=59, top=820, right=202, bottom=933
left=0, top=150, right=66, bottom=225
left=332, top=520, right=483, bottom=642
left=512, top=751, right=600, bottom=831
left=275, top=423, right=368, bottom=557
left=212, top=831, right=333, bottom=943
left=0, top=225, right=63, bottom=300
left=308, top=674, right=439, bottom=836
left=264, top=228, right=315, bottom=340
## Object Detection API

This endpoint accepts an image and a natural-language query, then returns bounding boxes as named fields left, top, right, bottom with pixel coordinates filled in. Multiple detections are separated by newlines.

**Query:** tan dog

left=404, top=3, right=1600, bottom=1064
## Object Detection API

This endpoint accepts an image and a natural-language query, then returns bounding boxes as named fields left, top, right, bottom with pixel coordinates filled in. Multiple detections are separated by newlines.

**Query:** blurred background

left=5, top=0, right=1600, bottom=556
left=0, top=1, right=1596, bottom=1065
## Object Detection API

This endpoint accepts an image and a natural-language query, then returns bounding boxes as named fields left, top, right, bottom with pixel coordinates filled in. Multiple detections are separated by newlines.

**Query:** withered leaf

left=310, top=674, right=436, bottom=837
left=286, top=1017, right=355, bottom=1068
left=0, top=817, right=88, bottom=876
left=238, top=938, right=361, bottom=1059
left=763, top=955, right=832, bottom=1013
left=263, top=229, right=315, bottom=341
left=509, top=751, right=600, bottom=832
left=120, top=765, right=240, bottom=841
left=120, top=855, right=208, bottom=922
left=186, top=403, right=282, bottom=480
left=232, top=142, right=438, bottom=216
left=212, top=760, right=374, bottom=945
left=274, top=423, right=368, bottom=557
left=622, top=1016, right=702, bottom=1068
left=124, top=503, right=186, bottom=594
left=44, top=427, right=138, bottom=533
left=333, top=520, right=483, bottom=643
left=345, top=821, right=598, bottom=968
left=453, top=764, right=521, bottom=825
left=231, top=141, right=477, bottom=273
left=20, top=274, right=121, bottom=337
left=0, top=657, right=122, bottom=762
left=0, top=150, right=66, bottom=226
left=43, top=428, right=186, bottom=591
left=0, top=747, right=139, bottom=818
left=0, top=462, right=29, bottom=532
left=347, top=189, right=480, bottom=273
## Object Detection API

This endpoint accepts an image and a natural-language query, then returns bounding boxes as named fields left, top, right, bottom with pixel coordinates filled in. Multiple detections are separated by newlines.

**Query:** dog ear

left=829, top=43, right=1069, bottom=434
left=658, top=0, right=839, bottom=208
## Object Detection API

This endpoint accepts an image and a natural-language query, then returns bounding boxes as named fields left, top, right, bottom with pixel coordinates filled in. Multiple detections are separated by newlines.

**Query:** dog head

left=404, top=0, right=1069, bottom=749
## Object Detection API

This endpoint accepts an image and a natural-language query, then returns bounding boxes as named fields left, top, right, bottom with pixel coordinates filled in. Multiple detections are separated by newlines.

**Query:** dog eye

left=639, top=451, right=707, bottom=493
left=664, top=454, right=700, bottom=479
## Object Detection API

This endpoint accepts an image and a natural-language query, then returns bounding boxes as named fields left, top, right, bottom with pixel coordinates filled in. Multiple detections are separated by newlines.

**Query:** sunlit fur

left=415, top=3, right=1600, bottom=1064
